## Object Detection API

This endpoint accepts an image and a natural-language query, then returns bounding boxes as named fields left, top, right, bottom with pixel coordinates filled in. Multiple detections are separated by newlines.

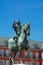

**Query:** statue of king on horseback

left=8, top=20, right=30, bottom=63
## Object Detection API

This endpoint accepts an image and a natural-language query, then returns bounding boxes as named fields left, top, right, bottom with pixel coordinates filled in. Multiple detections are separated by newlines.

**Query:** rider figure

left=12, top=20, right=21, bottom=36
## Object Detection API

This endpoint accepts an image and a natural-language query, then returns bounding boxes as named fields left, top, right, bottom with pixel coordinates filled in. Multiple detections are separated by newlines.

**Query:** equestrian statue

left=8, top=20, right=30, bottom=63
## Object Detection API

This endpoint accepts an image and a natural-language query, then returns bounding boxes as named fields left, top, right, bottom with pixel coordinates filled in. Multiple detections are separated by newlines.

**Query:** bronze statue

left=8, top=20, right=30, bottom=63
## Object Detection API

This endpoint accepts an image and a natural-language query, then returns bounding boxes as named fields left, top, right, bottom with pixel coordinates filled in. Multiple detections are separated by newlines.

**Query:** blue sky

left=0, top=0, right=43, bottom=41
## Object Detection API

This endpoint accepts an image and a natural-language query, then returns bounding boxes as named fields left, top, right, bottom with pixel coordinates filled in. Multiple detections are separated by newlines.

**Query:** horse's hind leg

left=9, top=49, right=14, bottom=63
left=9, top=47, right=15, bottom=63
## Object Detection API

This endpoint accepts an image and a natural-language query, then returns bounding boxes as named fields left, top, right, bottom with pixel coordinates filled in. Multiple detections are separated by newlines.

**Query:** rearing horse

left=8, top=21, right=30, bottom=63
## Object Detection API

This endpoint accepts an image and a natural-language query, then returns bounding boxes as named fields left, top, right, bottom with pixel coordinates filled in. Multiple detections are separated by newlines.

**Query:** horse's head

left=22, top=23, right=30, bottom=36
